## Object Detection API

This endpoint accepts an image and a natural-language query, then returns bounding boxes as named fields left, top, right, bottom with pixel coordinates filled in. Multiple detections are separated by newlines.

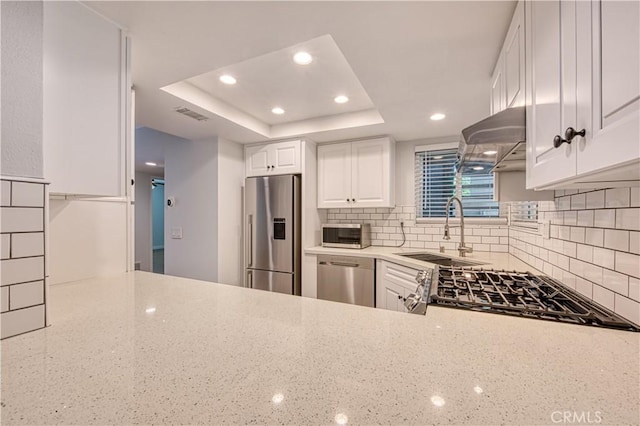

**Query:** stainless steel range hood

left=458, top=106, right=525, bottom=173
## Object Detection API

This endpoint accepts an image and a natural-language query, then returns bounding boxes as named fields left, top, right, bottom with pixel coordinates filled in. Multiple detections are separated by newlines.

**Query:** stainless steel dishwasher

left=317, top=255, right=375, bottom=307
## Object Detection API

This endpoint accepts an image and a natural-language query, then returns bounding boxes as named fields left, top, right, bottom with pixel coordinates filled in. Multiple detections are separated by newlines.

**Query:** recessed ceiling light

left=272, top=393, right=284, bottom=404
left=472, top=166, right=485, bottom=171
left=430, top=113, right=446, bottom=121
left=430, top=395, right=445, bottom=407
left=293, top=51, right=313, bottom=65
left=272, top=107, right=285, bottom=115
left=145, top=162, right=157, bottom=166
left=334, top=95, right=349, bottom=104
left=219, top=74, right=237, bottom=85
left=483, top=150, right=498, bottom=155
left=334, top=413, right=348, bottom=425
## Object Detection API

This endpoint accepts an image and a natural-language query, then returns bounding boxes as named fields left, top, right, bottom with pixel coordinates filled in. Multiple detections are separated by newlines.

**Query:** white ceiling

left=134, top=126, right=190, bottom=176
left=88, top=1, right=516, bottom=144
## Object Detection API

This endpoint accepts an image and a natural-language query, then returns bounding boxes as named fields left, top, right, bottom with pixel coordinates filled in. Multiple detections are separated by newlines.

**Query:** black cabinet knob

left=352, top=198, right=356, bottom=202
left=346, top=199, right=350, bottom=202
left=553, top=134, right=569, bottom=148
left=565, top=127, right=586, bottom=142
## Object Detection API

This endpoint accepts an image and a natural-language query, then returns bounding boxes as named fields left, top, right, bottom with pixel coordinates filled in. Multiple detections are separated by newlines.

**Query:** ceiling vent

left=174, top=107, right=209, bottom=122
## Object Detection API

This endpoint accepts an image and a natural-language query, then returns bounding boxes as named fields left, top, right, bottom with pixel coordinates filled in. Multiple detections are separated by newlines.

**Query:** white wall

left=164, top=138, right=218, bottom=282
left=1, top=1, right=44, bottom=178
left=216, top=138, right=244, bottom=286
left=49, top=198, right=128, bottom=284
left=134, top=171, right=153, bottom=272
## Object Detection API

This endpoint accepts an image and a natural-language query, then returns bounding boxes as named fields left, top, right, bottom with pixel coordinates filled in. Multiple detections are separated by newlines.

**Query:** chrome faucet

left=443, top=196, right=473, bottom=257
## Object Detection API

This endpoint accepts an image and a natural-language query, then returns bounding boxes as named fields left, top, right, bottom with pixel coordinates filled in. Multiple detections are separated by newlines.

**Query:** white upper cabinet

left=316, top=143, right=352, bottom=208
left=525, top=0, right=578, bottom=188
left=490, top=57, right=505, bottom=115
left=526, top=0, right=640, bottom=189
left=490, top=1, right=524, bottom=115
left=43, top=1, right=128, bottom=196
left=245, top=140, right=301, bottom=177
left=317, top=137, right=395, bottom=209
left=576, top=0, right=640, bottom=177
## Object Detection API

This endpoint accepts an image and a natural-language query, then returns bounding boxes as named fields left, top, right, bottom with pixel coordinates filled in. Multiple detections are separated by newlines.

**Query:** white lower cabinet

left=376, top=260, right=423, bottom=312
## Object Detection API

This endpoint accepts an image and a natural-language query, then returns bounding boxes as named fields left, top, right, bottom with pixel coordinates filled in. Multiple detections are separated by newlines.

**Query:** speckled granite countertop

left=2, top=272, right=639, bottom=425
left=306, top=245, right=543, bottom=273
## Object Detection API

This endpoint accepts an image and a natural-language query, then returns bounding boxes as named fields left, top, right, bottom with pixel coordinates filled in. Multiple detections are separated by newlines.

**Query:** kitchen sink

left=397, top=252, right=485, bottom=267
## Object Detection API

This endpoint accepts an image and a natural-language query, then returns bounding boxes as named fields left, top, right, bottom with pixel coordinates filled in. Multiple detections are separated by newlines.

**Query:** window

left=415, top=145, right=500, bottom=219
left=509, top=201, right=539, bottom=228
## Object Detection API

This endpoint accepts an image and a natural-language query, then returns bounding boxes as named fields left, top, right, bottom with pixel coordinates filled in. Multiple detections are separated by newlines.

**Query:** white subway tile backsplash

left=570, top=227, right=585, bottom=243
left=631, top=187, right=640, bottom=207
left=602, top=269, right=628, bottom=295
left=564, top=211, right=577, bottom=225
left=629, top=278, right=640, bottom=302
left=630, top=232, right=640, bottom=255
left=10, top=182, right=44, bottom=207
left=0, top=208, right=43, bottom=233
left=615, top=208, right=640, bottom=231
left=575, top=278, right=593, bottom=298
left=9, top=281, right=44, bottom=310
left=614, top=295, right=640, bottom=326
left=1, top=287, right=8, bottom=313
left=0, top=305, right=45, bottom=339
left=604, top=229, right=629, bottom=251
left=0, top=181, right=10, bottom=207
left=615, top=252, right=640, bottom=279
left=1, top=234, right=9, bottom=260
left=0, top=257, right=44, bottom=286
left=605, top=188, right=630, bottom=208
left=586, top=190, right=605, bottom=209
left=576, top=244, right=593, bottom=262
left=593, top=285, right=615, bottom=311
left=592, top=247, right=615, bottom=270
left=594, top=209, right=616, bottom=228
left=10, top=233, right=44, bottom=258
left=571, top=193, right=586, bottom=210
left=576, top=210, right=594, bottom=227
left=585, top=228, right=604, bottom=247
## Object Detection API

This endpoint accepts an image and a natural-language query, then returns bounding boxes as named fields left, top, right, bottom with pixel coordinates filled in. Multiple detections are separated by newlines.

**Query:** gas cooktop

left=428, top=267, right=639, bottom=332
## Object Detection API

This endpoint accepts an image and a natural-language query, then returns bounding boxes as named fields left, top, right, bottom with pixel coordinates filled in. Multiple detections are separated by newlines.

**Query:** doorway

left=151, top=178, right=165, bottom=274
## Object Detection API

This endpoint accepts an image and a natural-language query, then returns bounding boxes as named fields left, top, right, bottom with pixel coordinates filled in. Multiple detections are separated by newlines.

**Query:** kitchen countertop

left=306, top=245, right=543, bottom=274
left=1, top=272, right=639, bottom=425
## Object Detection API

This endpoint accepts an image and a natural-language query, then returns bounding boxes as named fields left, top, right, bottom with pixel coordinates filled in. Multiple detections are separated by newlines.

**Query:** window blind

left=415, top=149, right=457, bottom=218
left=415, top=148, right=499, bottom=219
left=510, top=201, right=539, bottom=228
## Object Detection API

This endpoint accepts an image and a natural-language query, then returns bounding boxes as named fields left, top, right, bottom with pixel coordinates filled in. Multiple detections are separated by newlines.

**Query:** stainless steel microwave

left=322, top=224, right=371, bottom=249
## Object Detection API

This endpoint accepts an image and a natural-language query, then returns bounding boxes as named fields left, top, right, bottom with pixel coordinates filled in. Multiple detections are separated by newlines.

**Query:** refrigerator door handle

left=247, top=270, right=253, bottom=288
left=247, top=214, right=253, bottom=267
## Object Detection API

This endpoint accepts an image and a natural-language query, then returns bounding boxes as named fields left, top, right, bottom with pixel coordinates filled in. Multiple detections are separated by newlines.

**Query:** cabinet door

left=270, top=140, right=301, bottom=175
left=576, top=0, right=640, bottom=176
left=245, top=145, right=270, bottom=177
left=525, top=0, right=578, bottom=189
left=376, top=260, right=420, bottom=312
left=43, top=1, right=124, bottom=196
left=317, top=143, right=352, bottom=209
left=504, top=1, right=525, bottom=109
left=490, top=58, right=505, bottom=115
left=351, top=138, right=394, bottom=208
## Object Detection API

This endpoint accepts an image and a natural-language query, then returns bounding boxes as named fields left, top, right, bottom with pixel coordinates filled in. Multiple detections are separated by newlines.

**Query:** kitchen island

left=1, top=272, right=639, bottom=425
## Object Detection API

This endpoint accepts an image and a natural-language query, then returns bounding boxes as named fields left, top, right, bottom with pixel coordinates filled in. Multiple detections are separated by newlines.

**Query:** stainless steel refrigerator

left=245, top=174, right=301, bottom=295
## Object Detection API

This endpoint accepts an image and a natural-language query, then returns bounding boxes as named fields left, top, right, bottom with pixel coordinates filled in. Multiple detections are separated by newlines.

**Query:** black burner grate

left=429, top=267, right=639, bottom=331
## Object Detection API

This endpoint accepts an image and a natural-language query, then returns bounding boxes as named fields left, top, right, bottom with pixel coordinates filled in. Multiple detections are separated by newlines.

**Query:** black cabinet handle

left=565, top=127, right=586, bottom=142
left=554, top=127, right=586, bottom=149
left=553, top=134, right=569, bottom=148
left=346, top=199, right=350, bottom=202
left=352, top=198, right=356, bottom=202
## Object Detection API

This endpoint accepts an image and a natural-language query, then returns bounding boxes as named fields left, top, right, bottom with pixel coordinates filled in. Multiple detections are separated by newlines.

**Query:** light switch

left=171, top=227, right=183, bottom=239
